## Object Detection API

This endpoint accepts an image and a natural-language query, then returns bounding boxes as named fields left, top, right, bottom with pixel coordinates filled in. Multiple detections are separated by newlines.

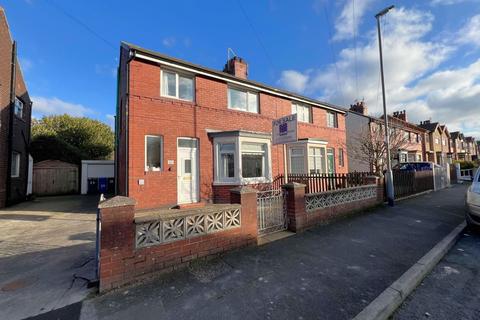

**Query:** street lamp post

left=375, top=5, right=395, bottom=206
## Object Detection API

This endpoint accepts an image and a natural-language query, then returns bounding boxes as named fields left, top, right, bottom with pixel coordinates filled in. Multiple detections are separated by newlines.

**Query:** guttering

left=133, top=52, right=345, bottom=114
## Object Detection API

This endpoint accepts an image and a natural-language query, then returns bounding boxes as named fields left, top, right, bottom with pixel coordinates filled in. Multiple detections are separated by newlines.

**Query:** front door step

left=258, top=230, right=295, bottom=246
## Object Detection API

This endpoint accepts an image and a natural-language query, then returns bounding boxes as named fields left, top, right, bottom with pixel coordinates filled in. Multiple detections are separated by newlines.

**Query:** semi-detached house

left=116, top=43, right=348, bottom=209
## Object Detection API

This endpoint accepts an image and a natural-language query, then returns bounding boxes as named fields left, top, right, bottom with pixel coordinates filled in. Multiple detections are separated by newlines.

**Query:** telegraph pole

left=375, top=5, right=395, bottom=206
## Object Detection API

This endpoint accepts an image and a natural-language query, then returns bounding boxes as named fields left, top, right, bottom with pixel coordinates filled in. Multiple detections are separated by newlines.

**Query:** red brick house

left=0, top=7, right=32, bottom=208
left=116, top=43, right=348, bottom=209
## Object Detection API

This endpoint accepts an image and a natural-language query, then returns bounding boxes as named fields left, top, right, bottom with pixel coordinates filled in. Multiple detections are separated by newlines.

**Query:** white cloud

left=106, top=114, right=115, bottom=129
left=277, top=70, right=310, bottom=94
left=162, top=37, right=176, bottom=47
left=430, top=0, right=470, bottom=5
left=333, top=0, right=376, bottom=41
left=277, top=7, right=480, bottom=139
left=457, top=14, right=480, bottom=47
left=19, top=57, right=33, bottom=72
left=32, top=96, right=95, bottom=117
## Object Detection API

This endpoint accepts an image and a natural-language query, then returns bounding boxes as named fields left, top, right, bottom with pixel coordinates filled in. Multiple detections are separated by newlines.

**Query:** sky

left=3, top=0, right=480, bottom=138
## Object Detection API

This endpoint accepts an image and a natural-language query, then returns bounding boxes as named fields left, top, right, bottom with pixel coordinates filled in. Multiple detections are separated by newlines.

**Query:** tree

left=31, top=115, right=114, bottom=163
left=348, top=122, right=409, bottom=175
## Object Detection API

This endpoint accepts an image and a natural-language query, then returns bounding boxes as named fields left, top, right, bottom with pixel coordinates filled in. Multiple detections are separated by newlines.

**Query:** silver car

left=466, top=168, right=480, bottom=228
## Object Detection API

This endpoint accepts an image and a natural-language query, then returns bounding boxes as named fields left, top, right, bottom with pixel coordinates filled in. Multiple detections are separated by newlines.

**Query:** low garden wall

left=98, top=186, right=258, bottom=292
left=283, top=176, right=384, bottom=232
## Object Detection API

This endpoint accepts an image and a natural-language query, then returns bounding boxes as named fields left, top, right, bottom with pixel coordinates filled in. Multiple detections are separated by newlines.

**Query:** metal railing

left=256, top=189, right=286, bottom=235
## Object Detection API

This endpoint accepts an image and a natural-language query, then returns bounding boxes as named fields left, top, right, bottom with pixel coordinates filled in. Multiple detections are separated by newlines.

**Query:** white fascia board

left=134, top=52, right=345, bottom=114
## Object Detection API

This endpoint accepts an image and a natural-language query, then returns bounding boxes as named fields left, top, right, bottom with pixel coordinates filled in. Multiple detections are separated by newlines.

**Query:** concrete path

left=0, top=195, right=98, bottom=320
left=393, top=227, right=480, bottom=319
left=76, top=184, right=468, bottom=320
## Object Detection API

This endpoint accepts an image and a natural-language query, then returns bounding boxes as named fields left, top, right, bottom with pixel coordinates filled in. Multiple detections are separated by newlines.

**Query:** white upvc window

left=241, top=142, right=267, bottom=179
left=289, top=147, right=305, bottom=174
left=291, top=102, right=311, bottom=123
left=161, top=69, right=194, bottom=101
left=218, top=143, right=235, bottom=180
left=11, top=152, right=20, bottom=177
left=228, top=87, right=258, bottom=113
left=145, top=135, right=163, bottom=171
left=308, top=147, right=326, bottom=174
left=14, top=97, right=23, bottom=118
left=435, top=138, right=439, bottom=144
left=213, top=135, right=271, bottom=184
left=327, top=111, right=338, bottom=128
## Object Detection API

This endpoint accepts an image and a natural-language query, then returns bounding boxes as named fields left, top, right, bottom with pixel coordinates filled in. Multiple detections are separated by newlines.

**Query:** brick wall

left=120, top=57, right=348, bottom=209
left=98, top=186, right=258, bottom=292
left=284, top=178, right=384, bottom=232
left=0, top=8, right=32, bottom=208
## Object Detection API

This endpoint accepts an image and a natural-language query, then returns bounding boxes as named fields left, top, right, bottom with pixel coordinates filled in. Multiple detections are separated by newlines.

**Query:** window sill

left=227, top=107, right=259, bottom=115
left=159, top=95, right=195, bottom=105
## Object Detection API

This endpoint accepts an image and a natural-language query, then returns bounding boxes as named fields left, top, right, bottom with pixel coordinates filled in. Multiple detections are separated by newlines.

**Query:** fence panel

left=288, top=172, right=371, bottom=194
left=392, top=170, right=434, bottom=198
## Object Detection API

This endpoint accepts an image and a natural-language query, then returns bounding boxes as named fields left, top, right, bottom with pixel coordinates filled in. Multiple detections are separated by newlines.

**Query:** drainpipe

left=6, top=41, right=17, bottom=205
left=124, top=49, right=135, bottom=196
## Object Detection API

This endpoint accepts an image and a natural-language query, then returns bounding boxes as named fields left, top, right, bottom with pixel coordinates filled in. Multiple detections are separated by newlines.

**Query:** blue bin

left=98, top=177, right=108, bottom=193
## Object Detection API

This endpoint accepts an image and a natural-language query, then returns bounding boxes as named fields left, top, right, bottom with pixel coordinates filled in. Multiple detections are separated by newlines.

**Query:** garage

left=80, top=160, right=114, bottom=195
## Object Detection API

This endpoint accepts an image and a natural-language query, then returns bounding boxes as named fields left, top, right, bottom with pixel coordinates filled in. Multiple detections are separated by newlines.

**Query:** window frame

left=339, top=148, right=344, bottom=167
left=309, top=146, right=327, bottom=174
left=144, top=135, right=163, bottom=172
left=213, top=135, right=271, bottom=184
left=289, top=147, right=306, bottom=174
left=14, top=97, right=24, bottom=119
left=291, top=102, right=312, bottom=123
left=160, top=68, right=195, bottom=102
left=227, top=86, right=259, bottom=114
left=326, top=111, right=338, bottom=128
left=11, top=151, right=20, bottom=178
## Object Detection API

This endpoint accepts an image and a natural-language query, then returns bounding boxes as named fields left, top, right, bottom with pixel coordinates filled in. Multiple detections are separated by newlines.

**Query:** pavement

left=393, top=227, right=480, bottom=320
left=72, top=184, right=469, bottom=320
left=0, top=195, right=98, bottom=320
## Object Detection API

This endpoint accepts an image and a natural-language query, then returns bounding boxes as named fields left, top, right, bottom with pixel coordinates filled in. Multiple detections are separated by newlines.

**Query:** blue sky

left=3, top=0, right=480, bottom=138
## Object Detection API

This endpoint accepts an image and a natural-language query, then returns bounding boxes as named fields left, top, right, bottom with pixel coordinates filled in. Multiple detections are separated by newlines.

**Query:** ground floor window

left=309, top=147, right=326, bottom=174
left=145, top=135, right=163, bottom=171
left=212, top=133, right=271, bottom=184
left=241, top=142, right=267, bottom=178
left=289, top=147, right=305, bottom=174
left=11, top=152, right=20, bottom=177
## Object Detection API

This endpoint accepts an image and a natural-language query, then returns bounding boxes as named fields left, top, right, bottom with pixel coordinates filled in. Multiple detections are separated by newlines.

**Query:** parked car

left=393, top=162, right=433, bottom=171
left=466, top=168, right=480, bottom=229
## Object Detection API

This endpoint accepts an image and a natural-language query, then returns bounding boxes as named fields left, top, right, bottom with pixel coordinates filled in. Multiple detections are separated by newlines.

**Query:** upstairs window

left=14, top=97, right=23, bottom=118
left=145, top=135, right=163, bottom=171
left=161, top=70, right=194, bottom=101
left=11, top=152, right=20, bottom=177
left=327, top=111, right=338, bottom=128
left=228, top=87, right=258, bottom=113
left=292, top=103, right=311, bottom=123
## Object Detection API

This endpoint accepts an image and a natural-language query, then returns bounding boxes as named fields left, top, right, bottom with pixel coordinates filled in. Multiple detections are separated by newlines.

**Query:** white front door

left=177, top=138, right=199, bottom=204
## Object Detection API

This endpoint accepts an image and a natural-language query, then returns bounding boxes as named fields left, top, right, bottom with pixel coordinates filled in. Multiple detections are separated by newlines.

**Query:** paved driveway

left=0, top=195, right=98, bottom=320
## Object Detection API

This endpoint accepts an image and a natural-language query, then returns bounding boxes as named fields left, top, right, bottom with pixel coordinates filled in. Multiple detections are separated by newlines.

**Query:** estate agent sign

left=272, top=113, right=298, bottom=145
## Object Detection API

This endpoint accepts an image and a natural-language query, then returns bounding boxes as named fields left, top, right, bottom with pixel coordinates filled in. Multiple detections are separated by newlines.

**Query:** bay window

left=289, top=148, right=305, bottom=174
left=241, top=142, right=267, bottom=178
left=228, top=87, right=258, bottom=113
left=161, top=69, right=194, bottom=101
left=212, top=132, right=271, bottom=184
left=309, top=147, right=326, bottom=174
left=291, top=103, right=311, bottom=123
left=218, top=143, right=235, bottom=179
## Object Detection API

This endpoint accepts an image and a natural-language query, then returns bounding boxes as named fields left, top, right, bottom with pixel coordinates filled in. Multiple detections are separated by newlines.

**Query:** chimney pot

left=349, top=101, right=368, bottom=115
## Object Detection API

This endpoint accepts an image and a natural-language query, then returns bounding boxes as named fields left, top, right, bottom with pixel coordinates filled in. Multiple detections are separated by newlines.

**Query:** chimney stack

left=392, top=110, right=407, bottom=122
left=349, top=100, right=368, bottom=115
left=223, top=56, right=248, bottom=79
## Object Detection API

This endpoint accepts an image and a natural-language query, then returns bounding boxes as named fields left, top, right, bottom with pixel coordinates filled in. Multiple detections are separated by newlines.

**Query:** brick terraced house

left=116, top=43, right=348, bottom=209
left=0, top=7, right=32, bottom=208
left=346, top=104, right=426, bottom=172
left=419, top=120, right=451, bottom=165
